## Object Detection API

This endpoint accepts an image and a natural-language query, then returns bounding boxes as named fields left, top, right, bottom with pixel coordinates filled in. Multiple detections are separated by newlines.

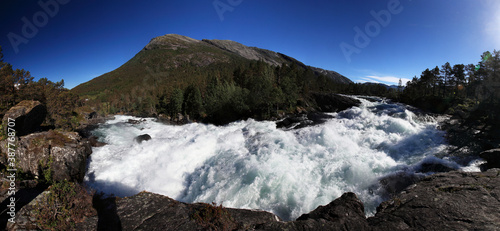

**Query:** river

left=84, top=96, right=479, bottom=221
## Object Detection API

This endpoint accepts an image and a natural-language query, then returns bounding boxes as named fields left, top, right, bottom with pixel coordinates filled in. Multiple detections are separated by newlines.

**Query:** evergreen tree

left=451, top=64, right=466, bottom=98
left=183, top=84, right=203, bottom=119
left=168, top=88, right=184, bottom=118
left=440, top=62, right=452, bottom=97
left=420, top=68, right=433, bottom=96
left=431, top=66, right=440, bottom=96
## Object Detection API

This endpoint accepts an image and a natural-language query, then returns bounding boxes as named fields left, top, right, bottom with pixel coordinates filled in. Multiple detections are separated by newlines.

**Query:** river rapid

left=84, top=96, right=479, bottom=221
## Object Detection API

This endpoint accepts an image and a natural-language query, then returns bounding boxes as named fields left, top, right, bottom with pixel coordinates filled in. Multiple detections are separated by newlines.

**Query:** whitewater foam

left=84, top=96, right=467, bottom=220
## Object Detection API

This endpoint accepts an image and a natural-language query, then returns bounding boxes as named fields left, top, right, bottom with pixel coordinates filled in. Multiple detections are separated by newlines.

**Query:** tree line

left=0, top=46, right=82, bottom=131
left=81, top=56, right=348, bottom=124
left=399, top=51, right=499, bottom=115
left=153, top=60, right=342, bottom=124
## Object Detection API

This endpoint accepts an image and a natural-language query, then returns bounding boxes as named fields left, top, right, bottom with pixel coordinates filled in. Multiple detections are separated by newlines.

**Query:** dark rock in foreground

left=480, top=148, right=500, bottom=169
left=71, top=170, right=500, bottom=230
left=369, top=169, right=500, bottom=231
left=76, top=192, right=280, bottom=230
left=1, top=100, right=47, bottom=136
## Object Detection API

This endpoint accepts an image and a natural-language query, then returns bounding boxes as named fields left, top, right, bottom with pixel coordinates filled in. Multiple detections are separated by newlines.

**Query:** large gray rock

left=79, top=192, right=279, bottom=231
left=368, top=169, right=500, bottom=231
left=0, top=130, right=92, bottom=182
left=1, top=100, right=46, bottom=136
left=256, top=192, right=370, bottom=231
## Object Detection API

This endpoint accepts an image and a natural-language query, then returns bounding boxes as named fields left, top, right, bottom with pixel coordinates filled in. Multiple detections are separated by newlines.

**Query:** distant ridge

left=201, top=38, right=351, bottom=84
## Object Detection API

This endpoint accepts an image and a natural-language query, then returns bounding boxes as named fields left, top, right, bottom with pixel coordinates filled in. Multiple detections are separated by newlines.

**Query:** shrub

left=190, top=202, right=236, bottom=231
left=34, top=180, right=96, bottom=230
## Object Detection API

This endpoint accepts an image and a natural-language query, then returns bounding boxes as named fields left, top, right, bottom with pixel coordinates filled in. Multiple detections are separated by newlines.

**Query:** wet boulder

left=296, top=192, right=369, bottom=229
left=377, top=172, right=425, bottom=197
left=311, top=93, right=361, bottom=113
left=127, top=119, right=146, bottom=125
left=88, top=136, right=107, bottom=147
left=277, top=112, right=334, bottom=130
left=134, top=134, right=151, bottom=143
left=418, top=162, right=456, bottom=173
left=479, top=148, right=500, bottom=170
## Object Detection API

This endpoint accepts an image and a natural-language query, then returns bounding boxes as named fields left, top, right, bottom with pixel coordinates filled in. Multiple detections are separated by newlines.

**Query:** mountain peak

left=144, top=34, right=200, bottom=50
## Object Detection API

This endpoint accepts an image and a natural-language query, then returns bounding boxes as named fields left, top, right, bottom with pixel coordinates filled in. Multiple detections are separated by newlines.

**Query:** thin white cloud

left=365, top=76, right=411, bottom=85
left=358, top=77, right=381, bottom=83
left=484, top=1, right=500, bottom=47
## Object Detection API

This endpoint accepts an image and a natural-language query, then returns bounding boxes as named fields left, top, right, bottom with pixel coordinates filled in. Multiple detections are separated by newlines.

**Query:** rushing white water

left=84, top=96, right=471, bottom=221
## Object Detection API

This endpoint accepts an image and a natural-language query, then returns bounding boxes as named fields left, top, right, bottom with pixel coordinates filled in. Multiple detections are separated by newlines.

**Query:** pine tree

left=168, top=88, right=184, bottom=119
left=440, top=62, right=452, bottom=97
left=451, top=64, right=466, bottom=98
left=183, top=84, right=203, bottom=120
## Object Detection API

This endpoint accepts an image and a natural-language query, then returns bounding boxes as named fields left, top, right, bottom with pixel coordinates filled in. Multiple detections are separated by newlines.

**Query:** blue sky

left=0, top=0, right=498, bottom=89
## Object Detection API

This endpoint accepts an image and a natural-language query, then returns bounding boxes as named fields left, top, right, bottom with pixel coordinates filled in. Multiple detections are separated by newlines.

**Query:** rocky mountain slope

left=202, top=38, right=350, bottom=84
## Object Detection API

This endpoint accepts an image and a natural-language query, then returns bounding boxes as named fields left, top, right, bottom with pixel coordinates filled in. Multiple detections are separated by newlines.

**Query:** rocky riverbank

left=10, top=169, right=499, bottom=230
left=2, top=99, right=500, bottom=230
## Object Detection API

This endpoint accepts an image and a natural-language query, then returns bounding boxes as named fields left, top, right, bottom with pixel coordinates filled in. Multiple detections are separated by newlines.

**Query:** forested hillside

left=72, top=34, right=353, bottom=124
